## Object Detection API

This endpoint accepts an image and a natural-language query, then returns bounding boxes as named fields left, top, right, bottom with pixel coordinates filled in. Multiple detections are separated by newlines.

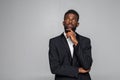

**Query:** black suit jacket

left=49, top=33, right=93, bottom=80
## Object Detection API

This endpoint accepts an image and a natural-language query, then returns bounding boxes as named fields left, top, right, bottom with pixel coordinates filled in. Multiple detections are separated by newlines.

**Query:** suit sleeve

left=48, top=39, right=79, bottom=78
left=74, top=38, right=93, bottom=70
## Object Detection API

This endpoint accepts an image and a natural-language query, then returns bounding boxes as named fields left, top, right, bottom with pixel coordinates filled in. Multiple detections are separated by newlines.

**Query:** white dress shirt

left=64, top=32, right=74, bottom=58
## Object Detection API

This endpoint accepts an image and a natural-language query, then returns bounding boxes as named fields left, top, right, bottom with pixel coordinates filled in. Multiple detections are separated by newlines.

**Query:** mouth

left=67, top=24, right=73, bottom=29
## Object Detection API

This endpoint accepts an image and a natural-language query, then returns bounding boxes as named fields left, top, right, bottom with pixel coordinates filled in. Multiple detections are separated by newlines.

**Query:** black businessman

left=48, top=9, right=93, bottom=80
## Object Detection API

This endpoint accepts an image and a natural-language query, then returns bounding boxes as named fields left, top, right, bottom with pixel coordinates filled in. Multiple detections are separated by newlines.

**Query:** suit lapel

left=60, top=33, right=73, bottom=63
left=60, top=33, right=82, bottom=66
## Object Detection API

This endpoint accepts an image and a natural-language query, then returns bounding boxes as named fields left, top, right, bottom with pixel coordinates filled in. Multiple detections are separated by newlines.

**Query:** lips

left=64, top=24, right=76, bottom=32
left=67, top=24, right=73, bottom=29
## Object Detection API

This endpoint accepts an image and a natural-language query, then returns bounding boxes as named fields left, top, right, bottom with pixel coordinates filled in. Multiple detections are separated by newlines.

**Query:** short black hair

left=64, top=9, right=79, bottom=21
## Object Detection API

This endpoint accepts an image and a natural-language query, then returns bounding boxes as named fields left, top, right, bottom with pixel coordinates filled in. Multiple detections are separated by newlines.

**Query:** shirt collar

left=63, top=32, right=68, bottom=39
left=63, top=32, right=76, bottom=39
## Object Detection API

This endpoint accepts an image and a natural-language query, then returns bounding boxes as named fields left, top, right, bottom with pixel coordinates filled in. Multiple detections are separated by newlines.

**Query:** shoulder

left=76, top=33, right=91, bottom=48
left=49, top=34, right=63, bottom=43
left=77, top=33, right=91, bottom=42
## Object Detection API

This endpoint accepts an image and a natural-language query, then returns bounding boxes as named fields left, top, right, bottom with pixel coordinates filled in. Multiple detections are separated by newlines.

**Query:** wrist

left=78, top=68, right=80, bottom=73
left=74, top=41, right=78, bottom=46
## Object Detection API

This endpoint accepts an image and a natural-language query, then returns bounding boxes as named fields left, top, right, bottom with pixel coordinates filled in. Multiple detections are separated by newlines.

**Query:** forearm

left=49, top=63, right=79, bottom=78
left=74, top=40, right=93, bottom=70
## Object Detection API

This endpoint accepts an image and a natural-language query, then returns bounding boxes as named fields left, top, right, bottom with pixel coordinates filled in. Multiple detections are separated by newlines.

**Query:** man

left=48, top=9, right=93, bottom=80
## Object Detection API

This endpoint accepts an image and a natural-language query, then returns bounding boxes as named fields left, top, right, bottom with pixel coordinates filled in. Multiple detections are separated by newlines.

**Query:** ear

left=63, top=21, right=65, bottom=25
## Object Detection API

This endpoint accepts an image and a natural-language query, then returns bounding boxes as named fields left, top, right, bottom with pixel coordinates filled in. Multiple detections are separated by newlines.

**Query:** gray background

left=0, top=0, right=120, bottom=80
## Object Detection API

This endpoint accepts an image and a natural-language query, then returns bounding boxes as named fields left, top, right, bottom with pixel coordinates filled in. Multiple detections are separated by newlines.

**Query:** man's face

left=63, top=13, right=79, bottom=32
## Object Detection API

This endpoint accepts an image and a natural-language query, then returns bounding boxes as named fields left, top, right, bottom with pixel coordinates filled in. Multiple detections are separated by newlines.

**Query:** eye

left=65, top=19, right=69, bottom=22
